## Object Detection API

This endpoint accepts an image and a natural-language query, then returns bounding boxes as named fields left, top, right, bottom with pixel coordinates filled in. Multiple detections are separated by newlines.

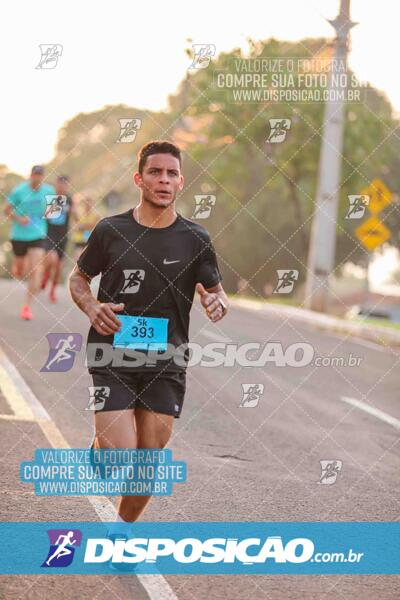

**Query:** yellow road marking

left=0, top=363, right=35, bottom=421
left=39, top=419, right=69, bottom=447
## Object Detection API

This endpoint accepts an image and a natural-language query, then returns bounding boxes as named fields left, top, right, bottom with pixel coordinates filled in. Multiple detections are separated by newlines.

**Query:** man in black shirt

left=69, top=140, right=228, bottom=525
left=42, top=175, right=76, bottom=302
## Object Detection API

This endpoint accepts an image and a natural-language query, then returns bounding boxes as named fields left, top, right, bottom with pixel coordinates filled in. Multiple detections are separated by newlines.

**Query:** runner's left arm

left=195, top=230, right=228, bottom=322
left=69, top=195, right=79, bottom=224
left=196, top=282, right=229, bottom=322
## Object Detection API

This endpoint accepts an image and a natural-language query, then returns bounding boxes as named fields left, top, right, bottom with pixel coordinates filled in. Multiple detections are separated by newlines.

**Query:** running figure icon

left=45, top=531, right=77, bottom=566
left=44, top=335, right=77, bottom=370
left=274, top=269, right=299, bottom=294
left=121, top=269, right=145, bottom=293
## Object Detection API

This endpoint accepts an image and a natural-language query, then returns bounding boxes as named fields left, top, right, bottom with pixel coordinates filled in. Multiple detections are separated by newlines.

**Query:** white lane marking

left=0, top=347, right=177, bottom=600
left=198, top=329, right=232, bottom=343
left=340, top=396, right=400, bottom=431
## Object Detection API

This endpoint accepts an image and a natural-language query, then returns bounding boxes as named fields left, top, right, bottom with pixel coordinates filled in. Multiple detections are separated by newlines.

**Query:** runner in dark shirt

left=69, top=140, right=229, bottom=529
left=77, top=207, right=223, bottom=374
left=42, top=175, right=77, bottom=302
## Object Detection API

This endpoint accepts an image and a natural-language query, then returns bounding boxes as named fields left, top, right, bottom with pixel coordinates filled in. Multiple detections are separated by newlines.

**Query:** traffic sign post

left=354, top=178, right=392, bottom=310
left=360, top=178, right=392, bottom=215
left=355, top=215, right=391, bottom=251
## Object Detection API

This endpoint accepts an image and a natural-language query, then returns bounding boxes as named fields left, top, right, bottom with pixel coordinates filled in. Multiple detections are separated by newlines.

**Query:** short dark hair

left=31, top=165, right=44, bottom=175
left=138, top=140, right=182, bottom=174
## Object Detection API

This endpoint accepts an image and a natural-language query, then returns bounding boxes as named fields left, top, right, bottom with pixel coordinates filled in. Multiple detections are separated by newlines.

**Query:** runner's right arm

left=4, top=196, right=29, bottom=225
left=69, top=266, right=123, bottom=336
left=68, top=224, right=124, bottom=336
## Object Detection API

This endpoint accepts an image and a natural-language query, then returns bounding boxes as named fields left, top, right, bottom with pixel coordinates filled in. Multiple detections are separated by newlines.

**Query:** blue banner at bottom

left=0, top=522, right=398, bottom=574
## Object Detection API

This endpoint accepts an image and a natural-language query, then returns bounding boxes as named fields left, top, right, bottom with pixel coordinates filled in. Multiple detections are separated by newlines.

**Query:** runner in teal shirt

left=8, top=179, right=55, bottom=241
left=5, top=165, right=55, bottom=320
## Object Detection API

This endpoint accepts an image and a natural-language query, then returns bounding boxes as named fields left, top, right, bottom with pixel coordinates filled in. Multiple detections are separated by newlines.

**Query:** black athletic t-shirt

left=77, top=209, right=222, bottom=373
left=47, top=195, right=73, bottom=242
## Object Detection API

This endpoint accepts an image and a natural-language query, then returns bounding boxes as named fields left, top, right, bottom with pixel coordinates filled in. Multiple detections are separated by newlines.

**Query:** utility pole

left=362, top=253, right=370, bottom=309
left=305, top=0, right=357, bottom=312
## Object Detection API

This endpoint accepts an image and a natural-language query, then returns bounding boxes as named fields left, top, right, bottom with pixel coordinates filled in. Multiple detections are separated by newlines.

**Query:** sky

left=1, top=0, right=399, bottom=176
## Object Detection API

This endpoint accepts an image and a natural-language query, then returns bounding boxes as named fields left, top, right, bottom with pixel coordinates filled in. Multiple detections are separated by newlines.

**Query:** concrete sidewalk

left=230, top=297, right=400, bottom=348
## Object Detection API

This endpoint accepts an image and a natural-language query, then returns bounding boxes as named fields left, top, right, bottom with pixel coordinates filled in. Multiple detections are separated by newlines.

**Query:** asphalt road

left=0, top=278, right=399, bottom=599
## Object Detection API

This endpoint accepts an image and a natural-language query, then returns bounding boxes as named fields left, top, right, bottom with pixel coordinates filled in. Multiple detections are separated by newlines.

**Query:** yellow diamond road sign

left=355, top=215, right=391, bottom=251
left=360, top=178, right=392, bottom=214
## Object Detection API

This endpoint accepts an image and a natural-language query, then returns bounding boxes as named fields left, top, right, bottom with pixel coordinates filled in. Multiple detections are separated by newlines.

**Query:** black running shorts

left=90, top=370, right=186, bottom=418
left=11, top=239, right=45, bottom=256
left=44, top=236, right=68, bottom=259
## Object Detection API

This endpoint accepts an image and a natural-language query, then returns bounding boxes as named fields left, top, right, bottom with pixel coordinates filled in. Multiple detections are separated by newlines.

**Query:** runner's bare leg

left=47, top=249, right=60, bottom=285
left=25, top=247, right=45, bottom=306
left=118, top=408, right=174, bottom=522
left=11, top=256, right=26, bottom=279
left=94, top=408, right=173, bottom=522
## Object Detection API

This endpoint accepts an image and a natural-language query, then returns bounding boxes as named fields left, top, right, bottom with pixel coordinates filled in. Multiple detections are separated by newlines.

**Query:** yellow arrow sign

left=360, top=178, right=392, bottom=214
left=355, top=215, right=391, bottom=251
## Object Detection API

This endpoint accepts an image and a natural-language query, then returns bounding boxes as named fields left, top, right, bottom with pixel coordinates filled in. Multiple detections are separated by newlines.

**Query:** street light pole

left=304, top=0, right=357, bottom=312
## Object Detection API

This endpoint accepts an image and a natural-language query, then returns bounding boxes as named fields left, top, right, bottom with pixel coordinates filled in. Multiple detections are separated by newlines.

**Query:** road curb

left=230, top=298, right=400, bottom=348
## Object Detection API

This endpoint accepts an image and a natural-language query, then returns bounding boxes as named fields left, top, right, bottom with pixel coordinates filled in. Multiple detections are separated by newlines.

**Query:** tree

left=167, top=38, right=400, bottom=295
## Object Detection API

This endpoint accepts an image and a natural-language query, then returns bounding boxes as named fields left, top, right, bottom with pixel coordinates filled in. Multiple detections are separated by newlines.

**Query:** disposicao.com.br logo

left=84, top=535, right=363, bottom=566
left=1, top=521, right=395, bottom=575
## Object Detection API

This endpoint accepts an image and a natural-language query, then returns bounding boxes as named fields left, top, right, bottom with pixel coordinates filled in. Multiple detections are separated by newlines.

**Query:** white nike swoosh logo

left=163, top=259, right=180, bottom=264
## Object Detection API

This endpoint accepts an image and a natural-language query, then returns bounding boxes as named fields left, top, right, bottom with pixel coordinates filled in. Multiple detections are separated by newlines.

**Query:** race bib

left=113, top=316, right=169, bottom=351
left=50, top=210, right=67, bottom=226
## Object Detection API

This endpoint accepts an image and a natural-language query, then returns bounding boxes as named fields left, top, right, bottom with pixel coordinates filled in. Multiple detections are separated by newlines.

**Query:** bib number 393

left=113, top=315, right=169, bottom=351
left=131, top=323, right=154, bottom=338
